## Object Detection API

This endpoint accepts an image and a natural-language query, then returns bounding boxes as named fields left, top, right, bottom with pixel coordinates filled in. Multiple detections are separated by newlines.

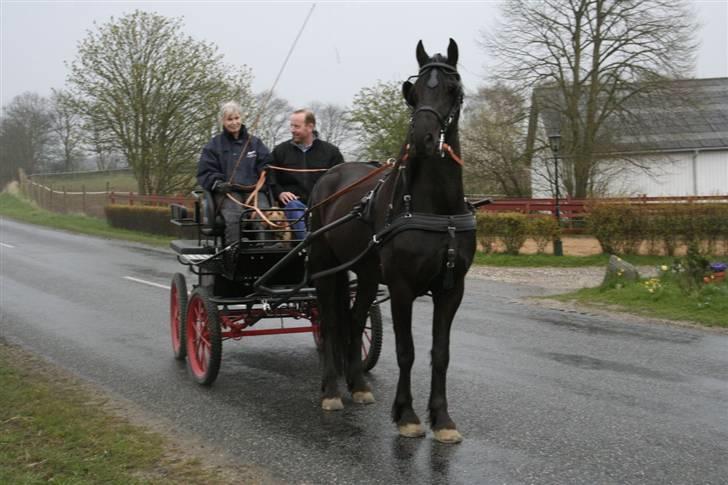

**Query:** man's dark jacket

left=196, top=126, right=273, bottom=191
left=270, top=138, right=344, bottom=204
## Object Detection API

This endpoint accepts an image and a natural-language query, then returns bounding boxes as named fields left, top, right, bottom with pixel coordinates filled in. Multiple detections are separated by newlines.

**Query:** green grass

left=33, top=170, right=138, bottom=192
left=0, top=343, right=253, bottom=484
left=474, top=252, right=675, bottom=267
left=0, top=192, right=171, bottom=247
left=551, top=276, right=728, bottom=327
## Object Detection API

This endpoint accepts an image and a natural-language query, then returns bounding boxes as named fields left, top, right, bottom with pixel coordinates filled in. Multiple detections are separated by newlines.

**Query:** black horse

left=308, top=39, right=475, bottom=443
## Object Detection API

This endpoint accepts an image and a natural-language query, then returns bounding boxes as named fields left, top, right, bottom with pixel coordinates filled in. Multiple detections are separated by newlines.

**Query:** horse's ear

left=402, top=81, right=415, bottom=107
left=447, top=38, right=459, bottom=67
left=416, top=40, right=429, bottom=67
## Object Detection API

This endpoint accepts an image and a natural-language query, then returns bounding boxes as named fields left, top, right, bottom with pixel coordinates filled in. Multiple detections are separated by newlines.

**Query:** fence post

left=129, top=192, right=134, bottom=206
left=63, top=187, right=67, bottom=213
left=82, top=185, right=86, bottom=214
left=49, top=184, right=54, bottom=212
left=106, top=181, right=110, bottom=195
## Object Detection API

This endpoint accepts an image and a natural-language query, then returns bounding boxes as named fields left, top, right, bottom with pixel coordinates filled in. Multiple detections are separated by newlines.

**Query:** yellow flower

left=660, top=265, right=668, bottom=272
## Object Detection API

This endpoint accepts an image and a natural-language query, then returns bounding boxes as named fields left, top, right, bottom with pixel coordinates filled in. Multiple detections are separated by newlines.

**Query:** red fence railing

left=107, top=192, right=727, bottom=220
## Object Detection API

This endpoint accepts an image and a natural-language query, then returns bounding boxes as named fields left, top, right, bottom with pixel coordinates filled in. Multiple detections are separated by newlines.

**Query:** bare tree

left=0, top=92, right=52, bottom=185
left=461, top=84, right=532, bottom=196
left=49, top=90, right=85, bottom=172
left=309, top=102, right=357, bottom=159
left=484, top=0, right=698, bottom=198
left=67, top=10, right=254, bottom=194
left=253, top=90, right=292, bottom=149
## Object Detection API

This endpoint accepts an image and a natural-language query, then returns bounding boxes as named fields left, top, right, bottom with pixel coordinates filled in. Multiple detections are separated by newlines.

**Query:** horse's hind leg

left=346, top=265, right=378, bottom=404
left=390, top=288, right=425, bottom=438
left=428, top=280, right=465, bottom=443
left=314, top=270, right=349, bottom=411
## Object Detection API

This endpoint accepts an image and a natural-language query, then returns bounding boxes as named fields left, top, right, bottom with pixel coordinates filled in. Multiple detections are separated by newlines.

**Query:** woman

left=196, top=101, right=272, bottom=243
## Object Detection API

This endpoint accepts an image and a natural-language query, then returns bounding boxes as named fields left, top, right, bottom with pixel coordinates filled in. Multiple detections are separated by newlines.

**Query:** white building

left=528, top=77, right=728, bottom=198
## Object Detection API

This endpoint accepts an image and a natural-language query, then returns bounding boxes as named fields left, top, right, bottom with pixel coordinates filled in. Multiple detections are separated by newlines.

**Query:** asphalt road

left=1, top=218, right=727, bottom=485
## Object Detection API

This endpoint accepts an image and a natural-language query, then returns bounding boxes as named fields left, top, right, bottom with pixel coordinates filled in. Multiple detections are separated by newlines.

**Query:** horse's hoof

left=398, top=423, right=426, bottom=438
left=352, top=391, right=375, bottom=404
left=433, top=428, right=463, bottom=444
left=321, top=397, right=344, bottom=411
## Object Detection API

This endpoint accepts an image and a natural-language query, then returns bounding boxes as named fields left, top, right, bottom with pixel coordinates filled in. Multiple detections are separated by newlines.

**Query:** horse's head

left=402, top=38, right=463, bottom=159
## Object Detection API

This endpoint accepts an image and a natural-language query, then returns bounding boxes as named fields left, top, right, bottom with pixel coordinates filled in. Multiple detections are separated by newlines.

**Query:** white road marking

left=0, top=242, right=15, bottom=248
left=123, top=276, right=170, bottom=291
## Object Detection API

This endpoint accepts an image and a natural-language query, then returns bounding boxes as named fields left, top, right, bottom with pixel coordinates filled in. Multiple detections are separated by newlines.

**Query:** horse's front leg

left=429, top=278, right=466, bottom=443
left=390, top=288, right=425, bottom=438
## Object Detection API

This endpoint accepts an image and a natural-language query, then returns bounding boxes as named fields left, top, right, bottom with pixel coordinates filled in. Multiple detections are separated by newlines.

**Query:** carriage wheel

left=170, top=273, right=188, bottom=360
left=311, top=304, right=382, bottom=371
left=185, top=287, right=222, bottom=386
left=362, top=304, right=383, bottom=372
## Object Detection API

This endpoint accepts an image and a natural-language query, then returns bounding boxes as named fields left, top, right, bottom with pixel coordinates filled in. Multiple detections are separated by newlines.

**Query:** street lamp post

left=548, top=133, right=564, bottom=256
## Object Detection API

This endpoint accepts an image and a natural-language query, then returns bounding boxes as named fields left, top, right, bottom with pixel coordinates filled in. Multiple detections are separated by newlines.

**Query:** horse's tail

left=319, top=270, right=352, bottom=377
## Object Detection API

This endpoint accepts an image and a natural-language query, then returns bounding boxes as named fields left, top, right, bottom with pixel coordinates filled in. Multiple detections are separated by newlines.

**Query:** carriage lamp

left=548, top=132, right=564, bottom=256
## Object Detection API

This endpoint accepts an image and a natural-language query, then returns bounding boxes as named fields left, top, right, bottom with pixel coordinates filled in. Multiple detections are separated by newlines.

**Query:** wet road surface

left=1, top=218, right=727, bottom=484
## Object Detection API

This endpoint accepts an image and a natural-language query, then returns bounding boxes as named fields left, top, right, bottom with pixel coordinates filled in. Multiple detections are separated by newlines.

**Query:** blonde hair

left=219, top=101, right=242, bottom=127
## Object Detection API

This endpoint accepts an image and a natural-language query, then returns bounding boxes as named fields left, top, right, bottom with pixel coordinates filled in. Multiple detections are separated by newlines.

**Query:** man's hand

left=213, top=181, right=233, bottom=193
left=279, top=191, right=298, bottom=205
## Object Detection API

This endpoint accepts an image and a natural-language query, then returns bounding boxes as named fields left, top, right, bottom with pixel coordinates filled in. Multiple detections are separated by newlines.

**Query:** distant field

left=32, top=170, right=138, bottom=192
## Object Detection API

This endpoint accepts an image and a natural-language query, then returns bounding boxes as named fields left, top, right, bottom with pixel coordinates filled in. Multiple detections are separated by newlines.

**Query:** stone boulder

left=603, top=255, right=640, bottom=287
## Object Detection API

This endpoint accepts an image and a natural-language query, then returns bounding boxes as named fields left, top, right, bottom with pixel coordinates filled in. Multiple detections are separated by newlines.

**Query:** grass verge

left=0, top=342, right=262, bottom=484
left=550, top=278, right=728, bottom=328
left=0, top=192, right=171, bottom=247
left=474, top=252, right=674, bottom=268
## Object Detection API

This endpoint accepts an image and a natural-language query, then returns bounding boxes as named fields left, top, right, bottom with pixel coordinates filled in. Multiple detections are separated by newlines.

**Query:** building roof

left=532, top=77, right=728, bottom=154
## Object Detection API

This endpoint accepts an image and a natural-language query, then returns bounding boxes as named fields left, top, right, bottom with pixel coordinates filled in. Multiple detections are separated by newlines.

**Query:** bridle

left=407, top=61, right=464, bottom=157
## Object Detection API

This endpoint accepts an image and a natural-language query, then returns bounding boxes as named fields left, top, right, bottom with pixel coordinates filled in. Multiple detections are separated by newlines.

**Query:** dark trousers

left=220, top=192, right=271, bottom=243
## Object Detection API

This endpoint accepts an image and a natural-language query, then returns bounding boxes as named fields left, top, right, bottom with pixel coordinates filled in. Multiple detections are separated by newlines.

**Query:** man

left=270, top=109, right=344, bottom=239
left=197, top=101, right=273, bottom=243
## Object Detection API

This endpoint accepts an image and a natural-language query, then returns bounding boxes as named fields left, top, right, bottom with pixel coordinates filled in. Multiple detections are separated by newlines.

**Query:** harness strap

left=373, top=212, right=475, bottom=245
left=307, top=160, right=394, bottom=213
left=442, top=143, right=464, bottom=166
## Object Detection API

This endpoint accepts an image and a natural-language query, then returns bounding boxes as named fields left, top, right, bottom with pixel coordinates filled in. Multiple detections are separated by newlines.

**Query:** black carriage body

left=167, top=190, right=383, bottom=386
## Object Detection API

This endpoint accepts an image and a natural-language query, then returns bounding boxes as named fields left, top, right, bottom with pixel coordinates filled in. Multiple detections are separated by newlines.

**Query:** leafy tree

left=483, top=0, right=698, bottom=198
left=66, top=10, right=254, bottom=194
left=461, top=84, right=531, bottom=196
left=49, top=90, right=85, bottom=172
left=0, top=92, right=52, bottom=186
left=349, top=80, right=410, bottom=160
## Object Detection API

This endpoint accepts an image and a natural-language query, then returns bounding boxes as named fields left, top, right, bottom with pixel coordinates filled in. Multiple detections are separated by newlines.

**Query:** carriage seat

left=200, top=190, right=225, bottom=237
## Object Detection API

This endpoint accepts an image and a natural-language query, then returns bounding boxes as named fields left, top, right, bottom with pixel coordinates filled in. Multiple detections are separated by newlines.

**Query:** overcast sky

left=1, top=1, right=727, bottom=111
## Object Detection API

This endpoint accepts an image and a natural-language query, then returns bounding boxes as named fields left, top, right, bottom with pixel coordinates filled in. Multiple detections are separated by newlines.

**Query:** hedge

left=105, top=204, right=192, bottom=237
left=476, top=212, right=561, bottom=255
left=586, top=202, right=728, bottom=256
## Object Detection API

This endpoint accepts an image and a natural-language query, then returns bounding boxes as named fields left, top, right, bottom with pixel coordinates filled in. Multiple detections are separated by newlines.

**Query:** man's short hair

left=219, top=101, right=242, bottom=127
left=293, top=109, right=316, bottom=127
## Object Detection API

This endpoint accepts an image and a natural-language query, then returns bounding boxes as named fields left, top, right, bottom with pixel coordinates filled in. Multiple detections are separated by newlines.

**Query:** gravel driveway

left=467, top=264, right=658, bottom=293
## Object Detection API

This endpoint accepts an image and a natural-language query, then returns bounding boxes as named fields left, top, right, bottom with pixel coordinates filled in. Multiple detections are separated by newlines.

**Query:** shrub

left=528, top=215, right=560, bottom=254
left=587, top=202, right=728, bottom=256
left=586, top=203, right=643, bottom=254
left=475, top=212, right=499, bottom=253
left=495, top=212, right=529, bottom=255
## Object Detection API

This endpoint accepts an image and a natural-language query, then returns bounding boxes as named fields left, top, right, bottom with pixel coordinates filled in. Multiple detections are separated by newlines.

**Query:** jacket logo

left=246, top=150, right=257, bottom=158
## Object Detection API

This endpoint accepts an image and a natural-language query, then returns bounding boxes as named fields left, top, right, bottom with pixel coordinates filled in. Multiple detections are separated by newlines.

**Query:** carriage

left=168, top=190, right=384, bottom=385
